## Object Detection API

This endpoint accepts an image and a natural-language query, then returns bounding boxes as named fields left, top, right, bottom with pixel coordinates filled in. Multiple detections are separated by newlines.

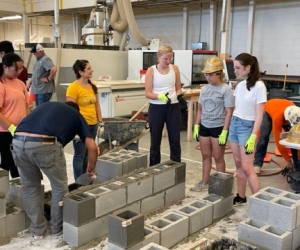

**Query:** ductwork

left=110, top=0, right=128, bottom=32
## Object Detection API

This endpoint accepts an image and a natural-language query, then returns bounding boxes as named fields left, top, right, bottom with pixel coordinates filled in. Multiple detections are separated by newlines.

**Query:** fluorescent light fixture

left=0, top=15, right=22, bottom=21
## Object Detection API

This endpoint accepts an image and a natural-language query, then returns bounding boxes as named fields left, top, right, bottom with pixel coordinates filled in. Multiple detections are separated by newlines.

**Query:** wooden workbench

left=261, top=75, right=300, bottom=84
left=183, top=91, right=200, bottom=142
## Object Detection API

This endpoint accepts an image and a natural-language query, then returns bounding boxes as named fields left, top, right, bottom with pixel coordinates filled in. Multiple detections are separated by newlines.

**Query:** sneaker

left=233, top=193, right=247, bottom=205
left=254, top=166, right=261, bottom=174
left=190, top=182, right=209, bottom=192
left=33, top=235, right=44, bottom=240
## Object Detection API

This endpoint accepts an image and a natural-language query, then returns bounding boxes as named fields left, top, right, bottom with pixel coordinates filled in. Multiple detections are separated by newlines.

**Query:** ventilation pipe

left=110, top=0, right=128, bottom=32
left=122, top=0, right=148, bottom=46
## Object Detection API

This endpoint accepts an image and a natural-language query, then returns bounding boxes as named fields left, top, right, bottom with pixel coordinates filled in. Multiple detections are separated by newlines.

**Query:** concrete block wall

left=239, top=186, right=300, bottom=250
left=63, top=160, right=186, bottom=247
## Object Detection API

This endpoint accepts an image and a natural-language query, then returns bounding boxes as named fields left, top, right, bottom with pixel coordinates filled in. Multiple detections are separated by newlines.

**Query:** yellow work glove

left=193, top=125, right=200, bottom=141
left=8, top=124, right=16, bottom=136
left=218, top=130, right=228, bottom=146
left=157, top=93, right=171, bottom=104
left=244, top=134, right=257, bottom=154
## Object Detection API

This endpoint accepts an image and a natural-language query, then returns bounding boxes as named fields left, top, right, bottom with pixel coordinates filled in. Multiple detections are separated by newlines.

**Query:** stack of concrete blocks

left=0, top=170, right=30, bottom=239
left=143, top=172, right=234, bottom=249
left=96, top=150, right=148, bottom=180
left=238, top=186, right=300, bottom=250
left=63, top=160, right=186, bottom=247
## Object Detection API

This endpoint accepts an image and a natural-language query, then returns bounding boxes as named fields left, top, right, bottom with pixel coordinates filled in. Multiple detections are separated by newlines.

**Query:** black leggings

left=0, top=132, right=19, bottom=178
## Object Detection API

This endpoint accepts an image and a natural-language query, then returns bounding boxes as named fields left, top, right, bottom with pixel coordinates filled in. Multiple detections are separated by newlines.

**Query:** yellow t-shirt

left=66, top=81, right=97, bottom=125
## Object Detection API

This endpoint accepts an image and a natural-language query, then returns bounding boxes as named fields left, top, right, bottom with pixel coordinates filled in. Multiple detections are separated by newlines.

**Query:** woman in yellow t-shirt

left=66, top=59, right=102, bottom=180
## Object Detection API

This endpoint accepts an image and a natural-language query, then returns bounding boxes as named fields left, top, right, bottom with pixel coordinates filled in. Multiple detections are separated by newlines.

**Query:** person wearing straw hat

left=190, top=56, right=234, bottom=192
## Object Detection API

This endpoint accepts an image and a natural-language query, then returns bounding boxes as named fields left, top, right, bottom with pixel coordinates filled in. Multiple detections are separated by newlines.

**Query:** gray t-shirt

left=199, top=83, right=234, bottom=128
left=32, top=54, right=55, bottom=94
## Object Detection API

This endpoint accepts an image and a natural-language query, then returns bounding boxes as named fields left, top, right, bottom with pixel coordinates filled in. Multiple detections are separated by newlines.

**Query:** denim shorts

left=228, top=116, right=254, bottom=146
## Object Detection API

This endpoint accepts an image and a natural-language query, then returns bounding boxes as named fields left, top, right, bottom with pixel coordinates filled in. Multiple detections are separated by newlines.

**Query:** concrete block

left=208, top=172, right=233, bottom=198
left=268, top=197, right=299, bottom=230
left=63, top=193, right=95, bottom=226
left=140, top=242, right=169, bottom=250
left=141, top=191, right=164, bottom=214
left=0, top=170, right=9, bottom=195
left=126, top=175, right=153, bottom=204
left=281, top=192, right=300, bottom=227
left=130, top=152, right=148, bottom=169
left=151, top=167, right=176, bottom=193
left=95, top=155, right=112, bottom=172
left=0, top=196, right=6, bottom=219
left=165, top=183, right=185, bottom=205
left=238, top=219, right=292, bottom=250
left=175, top=200, right=213, bottom=234
left=114, top=201, right=141, bottom=215
left=174, top=162, right=186, bottom=184
left=85, top=185, right=126, bottom=218
left=248, top=192, right=275, bottom=223
left=148, top=211, right=189, bottom=248
left=97, top=157, right=123, bottom=179
left=260, top=186, right=285, bottom=196
left=202, top=194, right=233, bottom=220
left=5, top=206, right=26, bottom=237
left=108, top=210, right=144, bottom=248
left=108, top=226, right=160, bottom=250
left=63, top=215, right=108, bottom=247
left=119, top=155, right=138, bottom=174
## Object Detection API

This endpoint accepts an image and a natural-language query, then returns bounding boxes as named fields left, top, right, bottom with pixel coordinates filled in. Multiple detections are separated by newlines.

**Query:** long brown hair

left=72, top=59, right=98, bottom=94
left=235, top=53, right=260, bottom=91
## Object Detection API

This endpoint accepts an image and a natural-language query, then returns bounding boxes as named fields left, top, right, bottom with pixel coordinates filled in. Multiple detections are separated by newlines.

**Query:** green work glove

left=193, top=125, right=200, bottom=141
left=157, top=93, right=171, bottom=104
left=8, top=124, right=16, bottom=136
left=244, top=134, right=257, bottom=154
left=218, top=130, right=228, bottom=145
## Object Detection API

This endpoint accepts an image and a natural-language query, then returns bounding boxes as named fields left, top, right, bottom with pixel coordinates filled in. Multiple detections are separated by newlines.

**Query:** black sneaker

left=233, top=193, right=247, bottom=205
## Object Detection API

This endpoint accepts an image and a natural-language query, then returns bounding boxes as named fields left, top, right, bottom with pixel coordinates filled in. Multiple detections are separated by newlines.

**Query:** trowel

left=75, top=173, right=98, bottom=185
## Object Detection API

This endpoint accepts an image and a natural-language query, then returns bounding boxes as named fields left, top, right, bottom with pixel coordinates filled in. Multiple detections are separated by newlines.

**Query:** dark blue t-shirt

left=16, top=102, right=93, bottom=147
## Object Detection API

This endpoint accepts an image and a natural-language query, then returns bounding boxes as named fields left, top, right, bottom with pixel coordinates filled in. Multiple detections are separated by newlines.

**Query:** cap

left=202, top=56, right=224, bottom=74
left=30, top=44, right=44, bottom=53
left=284, top=105, right=300, bottom=126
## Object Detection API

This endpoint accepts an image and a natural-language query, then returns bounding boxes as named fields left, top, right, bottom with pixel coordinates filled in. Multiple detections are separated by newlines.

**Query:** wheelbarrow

left=98, top=117, right=149, bottom=155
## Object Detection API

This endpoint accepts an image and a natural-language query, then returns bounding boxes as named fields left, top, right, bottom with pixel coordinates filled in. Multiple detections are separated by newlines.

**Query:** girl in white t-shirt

left=228, top=53, right=267, bottom=205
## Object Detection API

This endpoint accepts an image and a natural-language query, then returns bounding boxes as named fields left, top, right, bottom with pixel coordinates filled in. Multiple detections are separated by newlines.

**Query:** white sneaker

left=33, top=235, right=43, bottom=240
left=254, top=166, right=261, bottom=174
left=190, top=182, right=209, bottom=192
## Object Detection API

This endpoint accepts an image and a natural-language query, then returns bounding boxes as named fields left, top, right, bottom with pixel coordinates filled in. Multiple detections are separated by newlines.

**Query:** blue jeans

left=254, top=111, right=299, bottom=169
left=11, top=140, right=68, bottom=236
left=35, top=93, right=52, bottom=106
left=228, top=116, right=254, bottom=146
left=72, top=124, right=98, bottom=180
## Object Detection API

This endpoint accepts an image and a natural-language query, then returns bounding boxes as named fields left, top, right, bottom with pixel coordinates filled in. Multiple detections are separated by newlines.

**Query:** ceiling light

left=0, top=15, right=22, bottom=21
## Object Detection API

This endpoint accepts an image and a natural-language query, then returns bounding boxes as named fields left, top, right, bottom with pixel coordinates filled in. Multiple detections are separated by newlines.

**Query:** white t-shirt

left=233, top=79, right=267, bottom=121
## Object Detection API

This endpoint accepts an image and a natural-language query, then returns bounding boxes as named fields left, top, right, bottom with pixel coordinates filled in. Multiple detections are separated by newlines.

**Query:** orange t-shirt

left=265, top=99, right=294, bottom=162
left=0, top=78, right=29, bottom=132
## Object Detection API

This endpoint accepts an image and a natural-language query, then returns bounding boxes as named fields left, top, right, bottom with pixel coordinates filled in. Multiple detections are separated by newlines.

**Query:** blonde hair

left=157, top=44, right=173, bottom=57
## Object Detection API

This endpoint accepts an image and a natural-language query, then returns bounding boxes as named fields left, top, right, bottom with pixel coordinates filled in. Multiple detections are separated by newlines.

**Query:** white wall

left=1, top=0, right=300, bottom=75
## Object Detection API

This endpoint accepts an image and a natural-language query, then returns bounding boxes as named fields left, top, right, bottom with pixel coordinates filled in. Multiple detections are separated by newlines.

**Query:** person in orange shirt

left=0, top=53, right=29, bottom=177
left=253, top=99, right=300, bottom=174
